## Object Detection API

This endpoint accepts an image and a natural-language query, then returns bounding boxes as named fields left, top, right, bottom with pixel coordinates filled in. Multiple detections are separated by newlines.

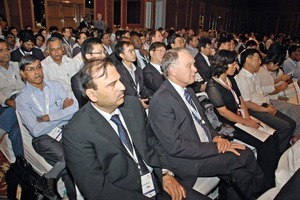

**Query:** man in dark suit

left=143, top=42, right=166, bottom=95
left=148, top=48, right=268, bottom=199
left=11, top=30, right=45, bottom=62
left=70, top=37, right=106, bottom=108
left=115, top=41, right=151, bottom=108
left=194, top=37, right=213, bottom=84
left=63, top=59, right=205, bottom=200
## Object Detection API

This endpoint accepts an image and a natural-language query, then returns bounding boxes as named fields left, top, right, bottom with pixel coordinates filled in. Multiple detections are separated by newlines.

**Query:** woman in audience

left=206, top=50, right=280, bottom=187
left=257, top=51, right=300, bottom=138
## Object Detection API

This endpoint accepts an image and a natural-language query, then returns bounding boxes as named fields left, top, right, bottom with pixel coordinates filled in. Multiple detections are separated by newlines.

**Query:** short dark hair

left=80, top=58, right=111, bottom=91
left=149, top=42, right=166, bottom=52
left=19, top=30, right=35, bottom=43
left=115, top=41, right=132, bottom=58
left=19, top=55, right=39, bottom=71
left=211, top=50, right=237, bottom=77
left=245, top=40, right=258, bottom=49
left=199, top=37, right=211, bottom=49
left=288, top=45, right=300, bottom=57
left=240, top=49, right=261, bottom=67
left=81, top=37, right=101, bottom=59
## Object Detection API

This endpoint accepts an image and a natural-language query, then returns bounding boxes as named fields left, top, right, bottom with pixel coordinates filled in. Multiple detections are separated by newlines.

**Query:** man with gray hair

left=41, top=37, right=79, bottom=97
left=148, top=47, right=268, bottom=199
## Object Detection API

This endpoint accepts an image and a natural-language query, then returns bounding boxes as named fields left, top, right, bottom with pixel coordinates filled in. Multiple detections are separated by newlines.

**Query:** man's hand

left=140, top=99, right=149, bottom=109
left=5, top=99, right=16, bottom=109
left=37, top=114, right=50, bottom=122
left=265, top=104, right=277, bottom=115
left=213, top=136, right=231, bottom=153
left=226, top=142, right=246, bottom=156
left=162, top=175, right=186, bottom=200
left=63, top=97, right=74, bottom=109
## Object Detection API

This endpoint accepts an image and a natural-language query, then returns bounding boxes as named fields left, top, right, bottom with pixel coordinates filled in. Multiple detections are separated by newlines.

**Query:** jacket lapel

left=86, top=103, right=131, bottom=157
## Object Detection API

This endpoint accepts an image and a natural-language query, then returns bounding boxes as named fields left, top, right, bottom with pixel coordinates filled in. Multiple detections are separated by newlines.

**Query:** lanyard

left=213, top=76, right=240, bottom=107
left=183, top=94, right=205, bottom=124
left=30, top=87, right=49, bottom=114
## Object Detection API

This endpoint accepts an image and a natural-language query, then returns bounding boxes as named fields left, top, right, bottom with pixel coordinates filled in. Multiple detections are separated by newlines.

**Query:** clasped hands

left=213, top=136, right=245, bottom=156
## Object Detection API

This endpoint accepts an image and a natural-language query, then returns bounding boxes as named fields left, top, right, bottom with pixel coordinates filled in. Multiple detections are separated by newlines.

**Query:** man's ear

left=20, top=70, right=25, bottom=79
left=119, top=52, right=125, bottom=60
left=86, top=88, right=97, bottom=103
left=168, top=65, right=176, bottom=77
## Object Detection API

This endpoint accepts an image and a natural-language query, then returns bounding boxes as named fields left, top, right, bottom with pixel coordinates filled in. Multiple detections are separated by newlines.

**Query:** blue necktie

left=111, top=114, right=149, bottom=175
left=184, top=89, right=212, bottom=141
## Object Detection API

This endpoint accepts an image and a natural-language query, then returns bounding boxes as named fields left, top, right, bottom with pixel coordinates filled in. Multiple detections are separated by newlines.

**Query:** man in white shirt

left=42, top=37, right=79, bottom=97
left=0, top=39, right=24, bottom=157
left=235, top=49, right=295, bottom=153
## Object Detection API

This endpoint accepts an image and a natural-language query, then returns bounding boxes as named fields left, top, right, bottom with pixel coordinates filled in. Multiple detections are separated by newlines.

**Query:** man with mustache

left=16, top=55, right=78, bottom=200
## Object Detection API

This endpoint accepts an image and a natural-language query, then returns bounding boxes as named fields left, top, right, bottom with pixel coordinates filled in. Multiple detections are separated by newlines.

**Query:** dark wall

left=165, top=0, right=300, bottom=35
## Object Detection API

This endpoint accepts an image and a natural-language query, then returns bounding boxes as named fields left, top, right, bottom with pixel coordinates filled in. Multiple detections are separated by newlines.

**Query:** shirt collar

left=25, top=80, right=49, bottom=94
left=168, top=79, right=185, bottom=98
left=91, top=103, right=121, bottom=122
left=122, top=62, right=136, bottom=72
left=240, top=68, right=254, bottom=78
left=150, top=62, right=163, bottom=74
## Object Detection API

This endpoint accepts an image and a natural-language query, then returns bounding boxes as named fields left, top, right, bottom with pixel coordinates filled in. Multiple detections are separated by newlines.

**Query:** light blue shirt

left=16, top=80, right=78, bottom=137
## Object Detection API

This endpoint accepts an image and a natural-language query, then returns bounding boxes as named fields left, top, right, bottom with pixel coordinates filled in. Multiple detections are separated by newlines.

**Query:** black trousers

left=32, top=134, right=76, bottom=200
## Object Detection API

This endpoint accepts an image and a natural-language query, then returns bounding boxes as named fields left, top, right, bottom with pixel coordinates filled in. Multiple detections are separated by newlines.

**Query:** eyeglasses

left=25, top=65, right=42, bottom=72
left=90, top=50, right=107, bottom=55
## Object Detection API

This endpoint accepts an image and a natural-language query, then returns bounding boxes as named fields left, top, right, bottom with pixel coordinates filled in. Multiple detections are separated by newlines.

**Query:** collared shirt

left=134, top=49, right=148, bottom=69
left=41, top=55, right=79, bottom=97
left=257, top=66, right=276, bottom=96
left=16, top=80, right=78, bottom=137
left=102, top=44, right=113, bottom=55
left=150, top=62, right=163, bottom=74
left=282, top=58, right=300, bottom=80
left=168, top=79, right=209, bottom=142
left=0, top=61, right=25, bottom=105
left=122, top=62, right=140, bottom=94
left=200, top=53, right=211, bottom=66
left=235, top=68, right=269, bottom=105
left=91, top=104, right=153, bottom=173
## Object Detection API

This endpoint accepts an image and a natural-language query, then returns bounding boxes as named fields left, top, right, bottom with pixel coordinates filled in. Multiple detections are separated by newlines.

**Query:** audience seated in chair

left=16, top=55, right=78, bottom=200
left=0, top=39, right=24, bottom=157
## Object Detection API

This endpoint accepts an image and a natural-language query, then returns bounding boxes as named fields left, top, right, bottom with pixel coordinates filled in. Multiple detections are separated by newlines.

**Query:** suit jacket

left=63, top=96, right=166, bottom=200
left=194, top=53, right=211, bottom=83
left=116, top=63, right=151, bottom=98
left=143, top=63, right=165, bottom=95
left=70, top=71, right=88, bottom=108
left=11, top=48, right=45, bottom=62
left=148, top=80, right=219, bottom=187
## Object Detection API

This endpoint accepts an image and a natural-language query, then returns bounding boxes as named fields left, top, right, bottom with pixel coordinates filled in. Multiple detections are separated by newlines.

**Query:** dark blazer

left=11, top=48, right=45, bottom=62
left=143, top=63, right=165, bottom=95
left=115, top=63, right=151, bottom=98
left=148, top=80, right=220, bottom=187
left=63, top=97, right=165, bottom=200
left=194, top=52, right=212, bottom=83
left=71, top=71, right=88, bottom=108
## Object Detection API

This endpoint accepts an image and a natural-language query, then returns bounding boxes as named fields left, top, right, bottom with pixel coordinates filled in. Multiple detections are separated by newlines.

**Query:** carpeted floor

left=0, top=150, right=9, bottom=198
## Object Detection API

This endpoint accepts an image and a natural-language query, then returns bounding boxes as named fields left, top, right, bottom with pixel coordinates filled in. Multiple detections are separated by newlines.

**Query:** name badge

left=141, top=172, right=156, bottom=198
left=48, top=127, right=62, bottom=141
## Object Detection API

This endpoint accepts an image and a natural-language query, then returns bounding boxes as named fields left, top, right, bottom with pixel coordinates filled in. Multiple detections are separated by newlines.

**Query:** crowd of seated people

left=1, top=20, right=300, bottom=199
